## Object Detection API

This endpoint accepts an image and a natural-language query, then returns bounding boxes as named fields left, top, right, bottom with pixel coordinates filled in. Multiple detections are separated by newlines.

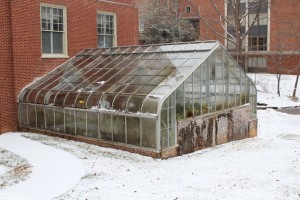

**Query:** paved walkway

left=0, top=133, right=84, bottom=200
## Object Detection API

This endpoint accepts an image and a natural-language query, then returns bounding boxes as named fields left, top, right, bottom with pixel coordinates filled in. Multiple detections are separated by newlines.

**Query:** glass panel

left=127, top=117, right=140, bottom=146
left=141, top=118, right=156, bottom=149
left=98, top=35, right=104, bottom=48
left=112, top=116, right=125, bottom=143
left=169, top=125, right=176, bottom=147
left=65, top=109, right=75, bottom=134
left=42, top=31, right=51, bottom=54
left=28, top=105, right=36, bottom=127
left=86, top=112, right=99, bottom=138
left=105, top=36, right=113, bottom=48
left=54, top=91, right=68, bottom=106
left=63, top=92, right=78, bottom=107
left=75, top=93, right=90, bottom=108
left=127, top=95, right=145, bottom=112
left=185, top=74, right=193, bottom=118
left=75, top=111, right=86, bottom=136
left=100, top=94, right=115, bottom=109
left=141, top=97, right=158, bottom=114
left=161, top=128, right=168, bottom=149
left=86, top=92, right=103, bottom=109
left=36, top=106, right=45, bottom=129
left=176, top=83, right=184, bottom=120
left=161, top=109, right=168, bottom=129
left=19, top=104, right=28, bottom=126
left=55, top=108, right=65, bottom=133
left=45, top=107, right=55, bottom=131
left=112, top=95, right=130, bottom=111
left=136, top=86, right=156, bottom=95
left=35, top=89, right=50, bottom=104
left=100, top=113, right=112, bottom=140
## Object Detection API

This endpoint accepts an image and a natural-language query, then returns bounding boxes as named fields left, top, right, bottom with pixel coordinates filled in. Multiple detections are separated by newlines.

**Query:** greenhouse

left=18, top=41, right=257, bottom=158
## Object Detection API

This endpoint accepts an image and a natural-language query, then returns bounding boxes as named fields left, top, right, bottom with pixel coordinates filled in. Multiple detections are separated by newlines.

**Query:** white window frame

left=185, top=6, right=191, bottom=13
left=173, top=0, right=178, bottom=12
left=97, top=11, right=117, bottom=48
left=40, top=3, right=68, bottom=58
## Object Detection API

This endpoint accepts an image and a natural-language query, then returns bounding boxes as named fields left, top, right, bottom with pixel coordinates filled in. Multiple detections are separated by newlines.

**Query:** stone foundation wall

left=177, top=104, right=254, bottom=155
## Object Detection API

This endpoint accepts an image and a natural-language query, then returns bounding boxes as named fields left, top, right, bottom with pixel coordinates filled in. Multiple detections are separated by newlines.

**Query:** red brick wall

left=267, top=0, right=300, bottom=74
left=197, top=0, right=225, bottom=44
left=1, top=0, right=138, bottom=133
left=0, top=0, right=17, bottom=133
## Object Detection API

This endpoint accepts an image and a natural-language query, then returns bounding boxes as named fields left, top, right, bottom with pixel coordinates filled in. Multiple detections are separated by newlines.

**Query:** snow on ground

left=0, top=133, right=85, bottom=200
left=248, top=73, right=300, bottom=108
left=0, top=73, right=299, bottom=200
left=0, top=147, right=32, bottom=190
left=0, top=165, right=7, bottom=175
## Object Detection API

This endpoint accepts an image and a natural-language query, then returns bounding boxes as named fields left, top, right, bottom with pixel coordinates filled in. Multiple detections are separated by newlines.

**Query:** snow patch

left=0, top=165, right=7, bottom=175
left=0, top=133, right=85, bottom=200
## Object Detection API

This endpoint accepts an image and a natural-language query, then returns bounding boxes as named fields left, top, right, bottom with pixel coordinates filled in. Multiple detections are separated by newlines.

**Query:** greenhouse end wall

left=176, top=104, right=256, bottom=155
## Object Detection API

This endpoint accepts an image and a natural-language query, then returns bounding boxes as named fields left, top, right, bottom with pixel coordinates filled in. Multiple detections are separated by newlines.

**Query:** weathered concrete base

left=161, top=145, right=180, bottom=159
left=177, top=104, right=257, bottom=155
left=249, top=118, right=258, bottom=138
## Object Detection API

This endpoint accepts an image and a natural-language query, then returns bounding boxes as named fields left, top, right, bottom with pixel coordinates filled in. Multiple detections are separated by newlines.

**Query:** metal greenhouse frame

left=18, top=41, right=257, bottom=154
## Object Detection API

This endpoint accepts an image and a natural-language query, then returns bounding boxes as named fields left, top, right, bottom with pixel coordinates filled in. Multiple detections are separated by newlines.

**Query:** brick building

left=0, top=0, right=139, bottom=133
left=134, top=0, right=300, bottom=74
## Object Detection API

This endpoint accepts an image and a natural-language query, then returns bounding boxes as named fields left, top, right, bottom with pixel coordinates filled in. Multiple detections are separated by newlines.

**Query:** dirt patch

left=0, top=148, right=32, bottom=189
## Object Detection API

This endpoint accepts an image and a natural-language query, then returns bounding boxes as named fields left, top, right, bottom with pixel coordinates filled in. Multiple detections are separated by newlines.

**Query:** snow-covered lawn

left=0, top=73, right=299, bottom=200
left=248, top=73, right=300, bottom=108
left=0, top=133, right=84, bottom=200
left=0, top=166, right=7, bottom=175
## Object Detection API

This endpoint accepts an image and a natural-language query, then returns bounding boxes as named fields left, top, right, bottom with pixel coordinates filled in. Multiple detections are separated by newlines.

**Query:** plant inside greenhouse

left=18, top=41, right=257, bottom=158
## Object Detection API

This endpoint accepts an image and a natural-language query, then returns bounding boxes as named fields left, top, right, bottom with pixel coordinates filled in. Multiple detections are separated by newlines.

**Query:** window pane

left=45, top=107, right=54, bottom=131
left=105, top=35, right=113, bottom=47
left=100, top=113, right=112, bottom=140
left=53, top=32, right=63, bottom=54
left=127, top=117, right=140, bottom=146
left=76, top=111, right=86, bottom=136
left=113, top=116, right=125, bottom=143
left=86, top=112, right=99, bottom=138
left=141, top=119, right=156, bottom=148
left=98, top=35, right=104, bottom=48
left=55, top=109, right=66, bottom=133
left=42, top=31, right=51, bottom=53
left=28, top=105, right=36, bottom=127
left=36, top=106, right=45, bottom=129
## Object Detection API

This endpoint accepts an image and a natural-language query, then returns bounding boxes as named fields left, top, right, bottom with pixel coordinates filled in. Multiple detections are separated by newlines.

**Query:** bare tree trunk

left=277, top=74, right=281, bottom=97
left=293, top=73, right=299, bottom=98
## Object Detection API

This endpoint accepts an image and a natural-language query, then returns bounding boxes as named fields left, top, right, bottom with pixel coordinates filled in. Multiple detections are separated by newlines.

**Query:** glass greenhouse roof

left=19, top=41, right=219, bottom=116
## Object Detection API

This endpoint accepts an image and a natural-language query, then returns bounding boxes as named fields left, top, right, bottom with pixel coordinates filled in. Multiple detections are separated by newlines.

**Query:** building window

left=185, top=6, right=191, bottom=13
left=248, top=56, right=267, bottom=69
left=97, top=13, right=116, bottom=48
left=163, top=0, right=169, bottom=9
left=248, top=37, right=267, bottom=51
left=41, top=5, right=67, bottom=56
left=173, top=0, right=178, bottom=12
left=139, top=18, right=144, bottom=32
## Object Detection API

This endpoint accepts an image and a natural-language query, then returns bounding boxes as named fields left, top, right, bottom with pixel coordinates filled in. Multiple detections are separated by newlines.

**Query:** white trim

left=185, top=6, right=191, bottom=13
left=224, top=1, right=227, bottom=48
left=96, top=11, right=117, bottom=47
left=267, top=0, right=271, bottom=52
left=40, top=3, right=68, bottom=58
left=41, top=54, right=69, bottom=59
left=245, top=0, right=249, bottom=52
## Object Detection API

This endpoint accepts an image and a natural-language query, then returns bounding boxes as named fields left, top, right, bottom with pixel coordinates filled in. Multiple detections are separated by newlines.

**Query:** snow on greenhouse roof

left=18, top=41, right=219, bottom=114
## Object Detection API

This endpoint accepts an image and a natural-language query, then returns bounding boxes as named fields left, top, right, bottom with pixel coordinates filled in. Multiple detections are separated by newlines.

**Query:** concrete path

left=0, top=132, right=85, bottom=200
